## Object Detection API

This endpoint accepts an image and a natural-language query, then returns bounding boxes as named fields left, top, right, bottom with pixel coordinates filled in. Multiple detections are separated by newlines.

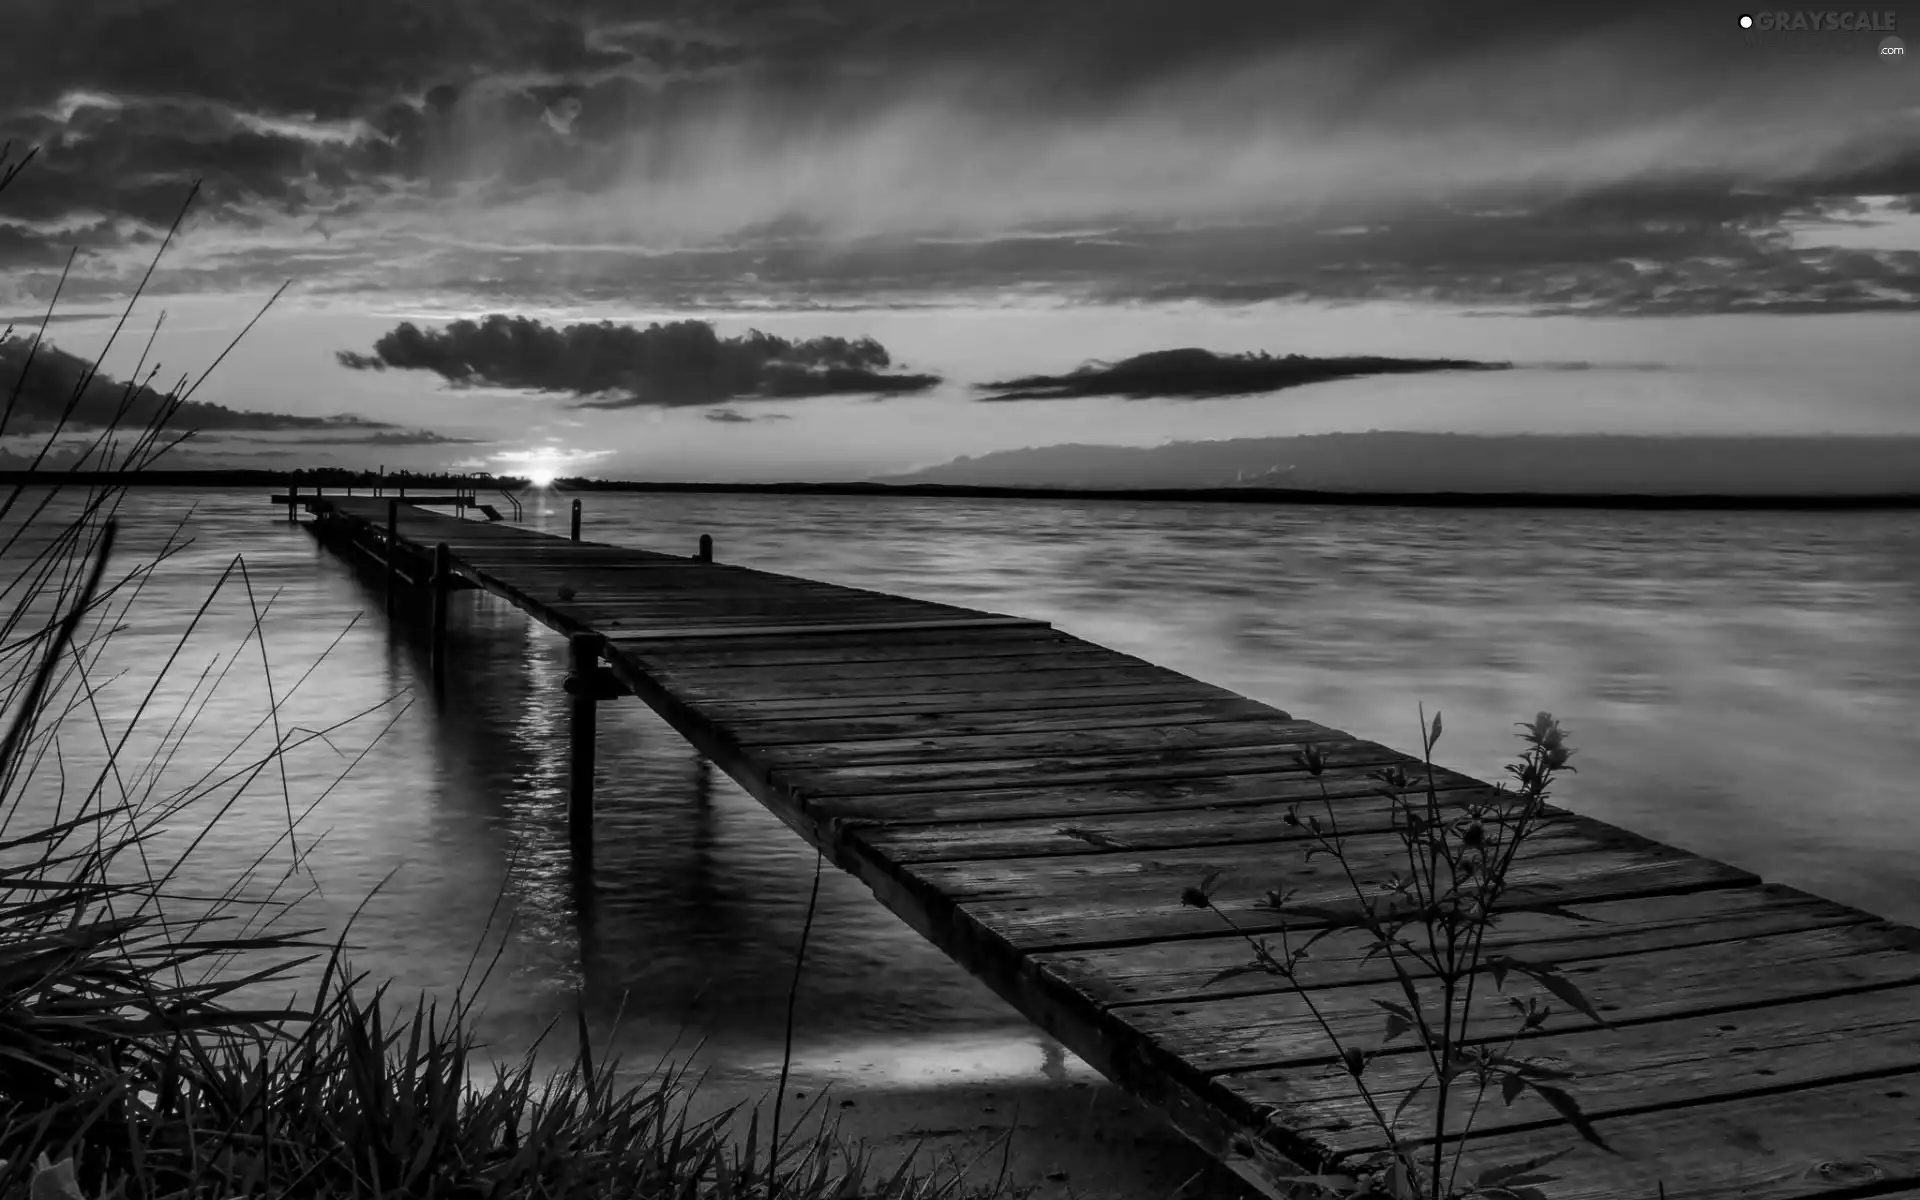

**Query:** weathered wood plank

left=683, top=680, right=1244, bottom=720
left=637, top=646, right=1131, bottom=686
left=1228, top=980, right=1920, bottom=1160
left=614, top=625, right=1078, bottom=666
left=1034, top=886, right=1871, bottom=1005
left=944, top=837, right=1758, bottom=948
left=774, top=738, right=1413, bottom=796
left=802, top=760, right=1483, bottom=825
left=1115, top=922, right=1920, bottom=1076
left=752, top=717, right=1348, bottom=771
left=850, top=782, right=1515, bottom=861
left=717, top=695, right=1287, bottom=747
left=1437, top=1070, right=1920, bottom=1200
left=669, top=662, right=1183, bottom=704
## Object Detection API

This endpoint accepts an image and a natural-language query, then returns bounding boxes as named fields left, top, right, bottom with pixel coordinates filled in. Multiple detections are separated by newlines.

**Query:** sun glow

left=525, top=466, right=557, bottom=487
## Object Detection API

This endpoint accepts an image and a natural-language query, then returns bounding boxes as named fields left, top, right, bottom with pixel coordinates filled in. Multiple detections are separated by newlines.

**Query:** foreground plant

left=1182, top=710, right=1611, bottom=1200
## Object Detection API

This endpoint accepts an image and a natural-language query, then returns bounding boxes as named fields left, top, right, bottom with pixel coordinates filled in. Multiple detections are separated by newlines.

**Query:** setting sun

left=524, top=466, right=556, bottom=487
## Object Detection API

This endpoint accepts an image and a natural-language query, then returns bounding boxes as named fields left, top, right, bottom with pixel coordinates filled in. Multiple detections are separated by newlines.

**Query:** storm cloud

left=1, top=1, right=1917, bottom=313
left=337, top=315, right=940, bottom=406
left=978, top=349, right=1511, bottom=401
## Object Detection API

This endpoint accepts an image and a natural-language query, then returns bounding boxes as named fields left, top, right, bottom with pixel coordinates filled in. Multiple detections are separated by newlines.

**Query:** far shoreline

left=7, top=470, right=1920, bottom=511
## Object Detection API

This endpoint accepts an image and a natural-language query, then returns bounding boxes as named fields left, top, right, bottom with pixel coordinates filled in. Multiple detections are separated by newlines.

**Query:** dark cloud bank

left=978, top=349, right=1509, bottom=401
left=0, top=334, right=455, bottom=442
left=336, top=315, right=940, bottom=406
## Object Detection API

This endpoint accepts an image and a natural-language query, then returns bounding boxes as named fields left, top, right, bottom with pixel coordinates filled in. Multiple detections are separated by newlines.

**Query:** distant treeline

left=3, top=471, right=1917, bottom=509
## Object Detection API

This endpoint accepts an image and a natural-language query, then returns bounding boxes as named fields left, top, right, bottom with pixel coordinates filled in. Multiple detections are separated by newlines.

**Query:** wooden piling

left=429, top=542, right=451, bottom=686
left=287, top=480, right=298, bottom=522
left=570, top=499, right=582, bottom=542
left=566, top=631, right=603, bottom=861
left=697, top=533, right=713, bottom=562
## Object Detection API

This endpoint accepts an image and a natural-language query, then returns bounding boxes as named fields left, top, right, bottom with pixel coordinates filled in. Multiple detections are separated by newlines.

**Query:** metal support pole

left=697, top=533, right=713, bottom=562
left=384, top=499, right=398, bottom=614
left=566, top=631, right=603, bottom=862
left=286, top=480, right=297, bottom=522
left=570, top=499, right=582, bottom=542
left=429, top=543, right=451, bottom=688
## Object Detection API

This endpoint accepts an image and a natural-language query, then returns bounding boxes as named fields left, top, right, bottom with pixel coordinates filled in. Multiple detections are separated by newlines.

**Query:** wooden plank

left=601, top=617, right=1050, bottom=640
left=679, top=681, right=1240, bottom=719
left=718, top=695, right=1288, bottom=746
left=1034, top=886, right=1872, bottom=1006
left=801, top=760, right=1483, bottom=825
left=849, top=780, right=1511, bottom=861
left=634, top=646, right=1126, bottom=684
left=1227, top=981, right=1920, bottom=1160
left=772, top=738, right=1412, bottom=796
left=1114, top=923, right=1920, bottom=1077
left=612, top=626, right=1085, bottom=666
left=916, top=833, right=1755, bottom=952
left=1436, top=1070, right=1920, bottom=1200
left=669, top=662, right=1182, bottom=704
left=753, top=718, right=1351, bottom=771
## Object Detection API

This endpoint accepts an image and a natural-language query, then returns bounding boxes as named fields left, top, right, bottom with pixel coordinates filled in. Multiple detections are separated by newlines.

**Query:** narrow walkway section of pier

left=301, top=495, right=1920, bottom=1200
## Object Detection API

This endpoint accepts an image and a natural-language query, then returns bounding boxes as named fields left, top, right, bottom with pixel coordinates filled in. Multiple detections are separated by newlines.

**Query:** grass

left=0, top=143, right=1026, bottom=1200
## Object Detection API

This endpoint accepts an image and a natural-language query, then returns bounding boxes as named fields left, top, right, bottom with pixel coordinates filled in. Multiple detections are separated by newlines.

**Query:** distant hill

left=881, top=433, right=1920, bottom=495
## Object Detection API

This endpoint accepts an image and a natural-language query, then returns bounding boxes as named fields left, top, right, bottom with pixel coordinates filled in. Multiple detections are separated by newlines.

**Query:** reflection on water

left=8, top=487, right=1920, bottom=1088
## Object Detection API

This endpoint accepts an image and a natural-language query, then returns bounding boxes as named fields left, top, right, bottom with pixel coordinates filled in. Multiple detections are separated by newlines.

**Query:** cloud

left=977, top=348, right=1511, bottom=401
left=0, top=333, right=405, bottom=433
left=704, top=407, right=794, bottom=423
left=336, top=313, right=940, bottom=405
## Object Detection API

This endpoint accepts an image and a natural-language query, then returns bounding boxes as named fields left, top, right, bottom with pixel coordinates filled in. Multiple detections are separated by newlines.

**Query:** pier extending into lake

left=289, top=492, right=1920, bottom=1200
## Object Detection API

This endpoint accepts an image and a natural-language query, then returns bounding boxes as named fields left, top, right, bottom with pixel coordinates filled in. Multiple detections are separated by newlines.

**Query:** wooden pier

left=294, top=494, right=1920, bottom=1200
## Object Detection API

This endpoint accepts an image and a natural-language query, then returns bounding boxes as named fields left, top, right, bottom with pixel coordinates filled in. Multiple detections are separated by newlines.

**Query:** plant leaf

left=1476, top=1148, right=1573, bottom=1189
left=1484, top=954, right=1610, bottom=1026
left=1530, top=1083, right=1613, bottom=1152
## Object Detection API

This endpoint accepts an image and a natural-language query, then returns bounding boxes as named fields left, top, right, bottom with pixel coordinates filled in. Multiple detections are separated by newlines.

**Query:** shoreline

left=7, top=471, right=1920, bottom=510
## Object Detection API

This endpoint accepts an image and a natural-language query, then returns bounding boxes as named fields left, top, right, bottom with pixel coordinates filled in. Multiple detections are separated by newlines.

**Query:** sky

left=1, top=0, right=1917, bottom=481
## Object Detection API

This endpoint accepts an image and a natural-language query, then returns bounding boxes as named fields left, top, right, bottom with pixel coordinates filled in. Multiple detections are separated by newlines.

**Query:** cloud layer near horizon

left=336, top=314, right=940, bottom=405
left=0, top=1, right=1915, bottom=314
left=0, top=334, right=459, bottom=442
left=978, top=349, right=1511, bottom=401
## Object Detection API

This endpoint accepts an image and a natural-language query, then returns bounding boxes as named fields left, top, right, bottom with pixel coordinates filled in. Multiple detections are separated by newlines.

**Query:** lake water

left=9, top=486, right=1920, bottom=1093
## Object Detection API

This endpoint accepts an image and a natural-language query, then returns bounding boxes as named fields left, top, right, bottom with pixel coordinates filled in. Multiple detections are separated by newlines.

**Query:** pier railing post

left=697, top=534, right=712, bottom=562
left=570, top=499, right=582, bottom=543
left=566, top=631, right=604, bottom=862
left=384, top=500, right=399, bottom=614
left=429, top=543, right=451, bottom=688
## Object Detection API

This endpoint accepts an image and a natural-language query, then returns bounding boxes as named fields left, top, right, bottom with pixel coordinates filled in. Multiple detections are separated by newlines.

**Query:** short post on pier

left=429, top=542, right=451, bottom=686
left=697, top=533, right=713, bottom=562
left=565, top=631, right=605, bottom=860
left=570, top=499, right=582, bottom=543
left=286, top=480, right=298, bottom=523
left=384, top=499, right=398, bottom=614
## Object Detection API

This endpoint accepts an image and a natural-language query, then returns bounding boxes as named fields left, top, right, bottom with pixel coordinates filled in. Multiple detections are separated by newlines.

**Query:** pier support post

left=697, top=533, right=713, bottom=562
left=565, top=631, right=604, bottom=862
left=287, top=481, right=297, bottom=522
left=429, top=542, right=451, bottom=688
left=570, top=499, right=582, bottom=543
left=384, top=500, right=398, bottom=614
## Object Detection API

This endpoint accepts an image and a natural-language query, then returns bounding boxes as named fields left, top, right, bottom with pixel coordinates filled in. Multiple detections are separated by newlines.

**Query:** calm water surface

left=11, top=487, right=1920, bottom=1089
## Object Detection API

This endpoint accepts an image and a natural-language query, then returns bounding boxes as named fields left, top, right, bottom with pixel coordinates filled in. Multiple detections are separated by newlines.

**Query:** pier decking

left=296, top=494, right=1920, bottom=1200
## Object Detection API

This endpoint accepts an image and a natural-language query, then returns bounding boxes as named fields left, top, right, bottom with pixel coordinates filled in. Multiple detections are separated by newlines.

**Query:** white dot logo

left=1738, top=13, right=1754, bottom=28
